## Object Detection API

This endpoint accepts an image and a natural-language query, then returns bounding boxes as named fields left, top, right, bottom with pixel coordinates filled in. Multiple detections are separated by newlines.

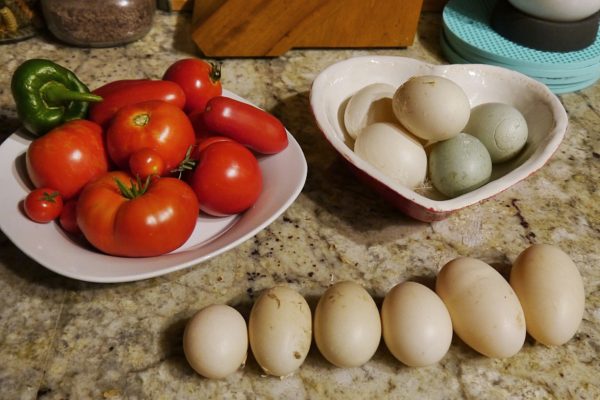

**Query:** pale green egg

left=464, top=103, right=528, bottom=163
left=428, top=133, right=492, bottom=198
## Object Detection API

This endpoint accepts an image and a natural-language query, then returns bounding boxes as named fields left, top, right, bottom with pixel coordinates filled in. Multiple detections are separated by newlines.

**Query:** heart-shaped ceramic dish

left=310, top=56, right=568, bottom=222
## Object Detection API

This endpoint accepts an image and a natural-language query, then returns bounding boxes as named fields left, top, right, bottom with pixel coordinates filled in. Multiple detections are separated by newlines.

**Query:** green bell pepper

left=11, top=58, right=103, bottom=136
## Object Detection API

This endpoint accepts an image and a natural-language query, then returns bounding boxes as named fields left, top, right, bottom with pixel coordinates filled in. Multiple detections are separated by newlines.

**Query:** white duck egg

left=381, top=281, right=453, bottom=367
left=510, top=244, right=585, bottom=346
left=314, top=281, right=381, bottom=368
left=354, top=122, right=427, bottom=189
left=464, top=102, right=528, bottom=163
left=392, top=75, right=470, bottom=143
left=248, top=286, right=312, bottom=377
left=436, top=257, right=526, bottom=358
left=183, top=304, right=248, bottom=379
left=343, top=83, right=397, bottom=139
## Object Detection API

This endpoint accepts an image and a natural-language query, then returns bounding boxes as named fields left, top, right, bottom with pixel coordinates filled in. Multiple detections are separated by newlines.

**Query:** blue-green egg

left=428, top=133, right=492, bottom=198
left=464, top=103, right=528, bottom=163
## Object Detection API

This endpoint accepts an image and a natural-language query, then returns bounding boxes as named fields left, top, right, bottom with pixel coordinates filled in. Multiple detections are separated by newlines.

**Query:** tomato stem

left=171, top=145, right=196, bottom=179
left=40, top=191, right=60, bottom=203
left=133, top=113, right=150, bottom=127
left=115, top=175, right=151, bottom=199
left=210, top=62, right=222, bottom=84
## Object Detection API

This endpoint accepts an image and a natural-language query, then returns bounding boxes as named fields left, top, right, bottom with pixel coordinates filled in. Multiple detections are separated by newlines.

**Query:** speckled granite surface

left=0, top=11, right=599, bottom=400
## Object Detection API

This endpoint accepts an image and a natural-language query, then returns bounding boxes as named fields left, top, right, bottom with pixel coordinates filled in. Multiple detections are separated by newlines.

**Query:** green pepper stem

left=41, top=80, right=103, bottom=105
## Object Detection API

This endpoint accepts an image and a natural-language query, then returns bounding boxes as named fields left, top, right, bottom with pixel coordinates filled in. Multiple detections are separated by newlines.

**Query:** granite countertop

left=1, top=10, right=599, bottom=400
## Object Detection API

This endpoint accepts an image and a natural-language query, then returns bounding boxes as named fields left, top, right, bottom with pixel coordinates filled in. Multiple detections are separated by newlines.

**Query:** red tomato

left=59, top=198, right=80, bottom=234
left=163, top=58, right=222, bottom=113
left=77, top=171, right=199, bottom=257
left=24, top=188, right=63, bottom=223
left=26, top=119, right=109, bottom=200
left=203, top=96, right=288, bottom=154
left=129, top=148, right=166, bottom=179
left=106, top=100, right=195, bottom=173
left=89, top=79, right=186, bottom=128
left=188, top=141, right=262, bottom=216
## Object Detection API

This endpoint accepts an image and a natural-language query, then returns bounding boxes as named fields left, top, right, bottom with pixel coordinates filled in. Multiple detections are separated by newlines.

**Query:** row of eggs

left=345, top=76, right=529, bottom=198
left=183, top=244, right=585, bottom=379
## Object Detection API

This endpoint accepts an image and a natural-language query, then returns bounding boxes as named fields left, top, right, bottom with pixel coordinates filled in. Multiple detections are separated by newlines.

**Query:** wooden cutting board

left=192, top=0, right=425, bottom=57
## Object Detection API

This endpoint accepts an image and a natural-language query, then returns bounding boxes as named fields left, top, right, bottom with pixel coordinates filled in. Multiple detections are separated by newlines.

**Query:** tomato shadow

left=269, top=91, right=428, bottom=241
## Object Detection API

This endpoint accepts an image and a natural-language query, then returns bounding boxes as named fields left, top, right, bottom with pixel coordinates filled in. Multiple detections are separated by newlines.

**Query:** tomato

left=59, top=198, right=80, bottom=234
left=26, top=119, right=109, bottom=200
left=89, top=79, right=186, bottom=128
left=77, top=171, right=199, bottom=257
left=163, top=58, right=222, bottom=113
left=188, top=141, right=262, bottom=216
left=129, top=148, right=166, bottom=179
left=203, top=96, right=288, bottom=154
left=106, top=100, right=195, bottom=173
left=24, top=188, right=63, bottom=223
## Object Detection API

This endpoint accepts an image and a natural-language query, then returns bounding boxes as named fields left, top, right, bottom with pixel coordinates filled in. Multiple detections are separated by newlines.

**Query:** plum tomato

left=188, top=140, right=262, bottom=217
left=76, top=171, right=199, bottom=257
left=106, top=100, right=195, bottom=173
left=24, top=188, right=63, bottom=223
left=163, top=58, right=222, bottom=113
left=203, top=96, right=288, bottom=154
left=26, top=119, right=109, bottom=200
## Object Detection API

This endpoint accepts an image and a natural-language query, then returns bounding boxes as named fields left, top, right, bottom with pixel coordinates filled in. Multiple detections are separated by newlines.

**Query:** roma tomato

left=77, top=171, right=199, bottom=257
left=24, top=188, right=63, bottom=223
left=106, top=100, right=195, bottom=173
left=26, top=119, right=109, bottom=200
left=163, top=58, right=222, bottom=113
left=59, top=198, right=80, bottom=234
left=89, top=79, right=186, bottom=128
left=203, top=96, right=288, bottom=154
left=188, top=141, right=262, bottom=216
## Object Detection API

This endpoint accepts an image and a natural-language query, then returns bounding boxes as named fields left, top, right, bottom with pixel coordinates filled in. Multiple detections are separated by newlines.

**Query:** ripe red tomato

left=106, top=100, right=195, bottom=173
left=129, top=148, right=166, bottom=179
left=188, top=141, right=262, bottom=216
left=163, top=58, right=222, bottom=113
left=59, top=198, right=80, bottom=234
left=89, top=79, right=187, bottom=128
left=26, top=119, right=109, bottom=200
left=77, top=171, right=199, bottom=257
left=24, top=188, right=63, bottom=223
left=203, top=96, right=288, bottom=154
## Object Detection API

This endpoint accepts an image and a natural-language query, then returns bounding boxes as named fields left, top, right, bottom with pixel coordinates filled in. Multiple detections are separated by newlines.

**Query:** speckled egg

left=248, top=286, right=312, bottom=377
left=464, top=102, right=528, bottom=163
left=428, top=133, right=492, bottom=198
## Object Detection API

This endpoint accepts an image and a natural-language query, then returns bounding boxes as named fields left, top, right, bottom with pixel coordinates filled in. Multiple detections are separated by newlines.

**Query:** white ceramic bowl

left=310, top=56, right=568, bottom=222
left=508, top=0, right=600, bottom=22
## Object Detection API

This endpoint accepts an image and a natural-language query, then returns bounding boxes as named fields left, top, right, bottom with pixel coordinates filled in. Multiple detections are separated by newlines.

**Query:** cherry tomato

left=26, top=119, right=109, bottom=200
left=77, top=171, right=199, bottom=257
left=163, top=58, right=222, bottom=113
left=203, top=96, right=288, bottom=154
left=188, top=141, right=262, bottom=216
left=106, top=100, right=195, bottom=172
left=129, top=148, right=166, bottom=179
left=89, top=79, right=186, bottom=128
left=59, top=198, right=80, bottom=234
left=24, top=188, right=63, bottom=223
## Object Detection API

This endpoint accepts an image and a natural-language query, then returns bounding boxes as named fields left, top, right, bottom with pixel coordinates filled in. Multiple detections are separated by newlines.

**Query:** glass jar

left=40, top=0, right=155, bottom=47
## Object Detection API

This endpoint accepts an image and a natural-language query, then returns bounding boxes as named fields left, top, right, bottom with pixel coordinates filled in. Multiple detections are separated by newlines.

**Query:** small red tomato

left=188, top=141, right=262, bottom=216
left=106, top=100, right=195, bottom=172
left=59, top=198, right=80, bottom=234
left=203, top=96, right=288, bottom=154
left=24, top=188, right=63, bottom=223
left=163, top=58, right=222, bottom=113
left=26, top=119, right=109, bottom=200
left=129, top=148, right=166, bottom=179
